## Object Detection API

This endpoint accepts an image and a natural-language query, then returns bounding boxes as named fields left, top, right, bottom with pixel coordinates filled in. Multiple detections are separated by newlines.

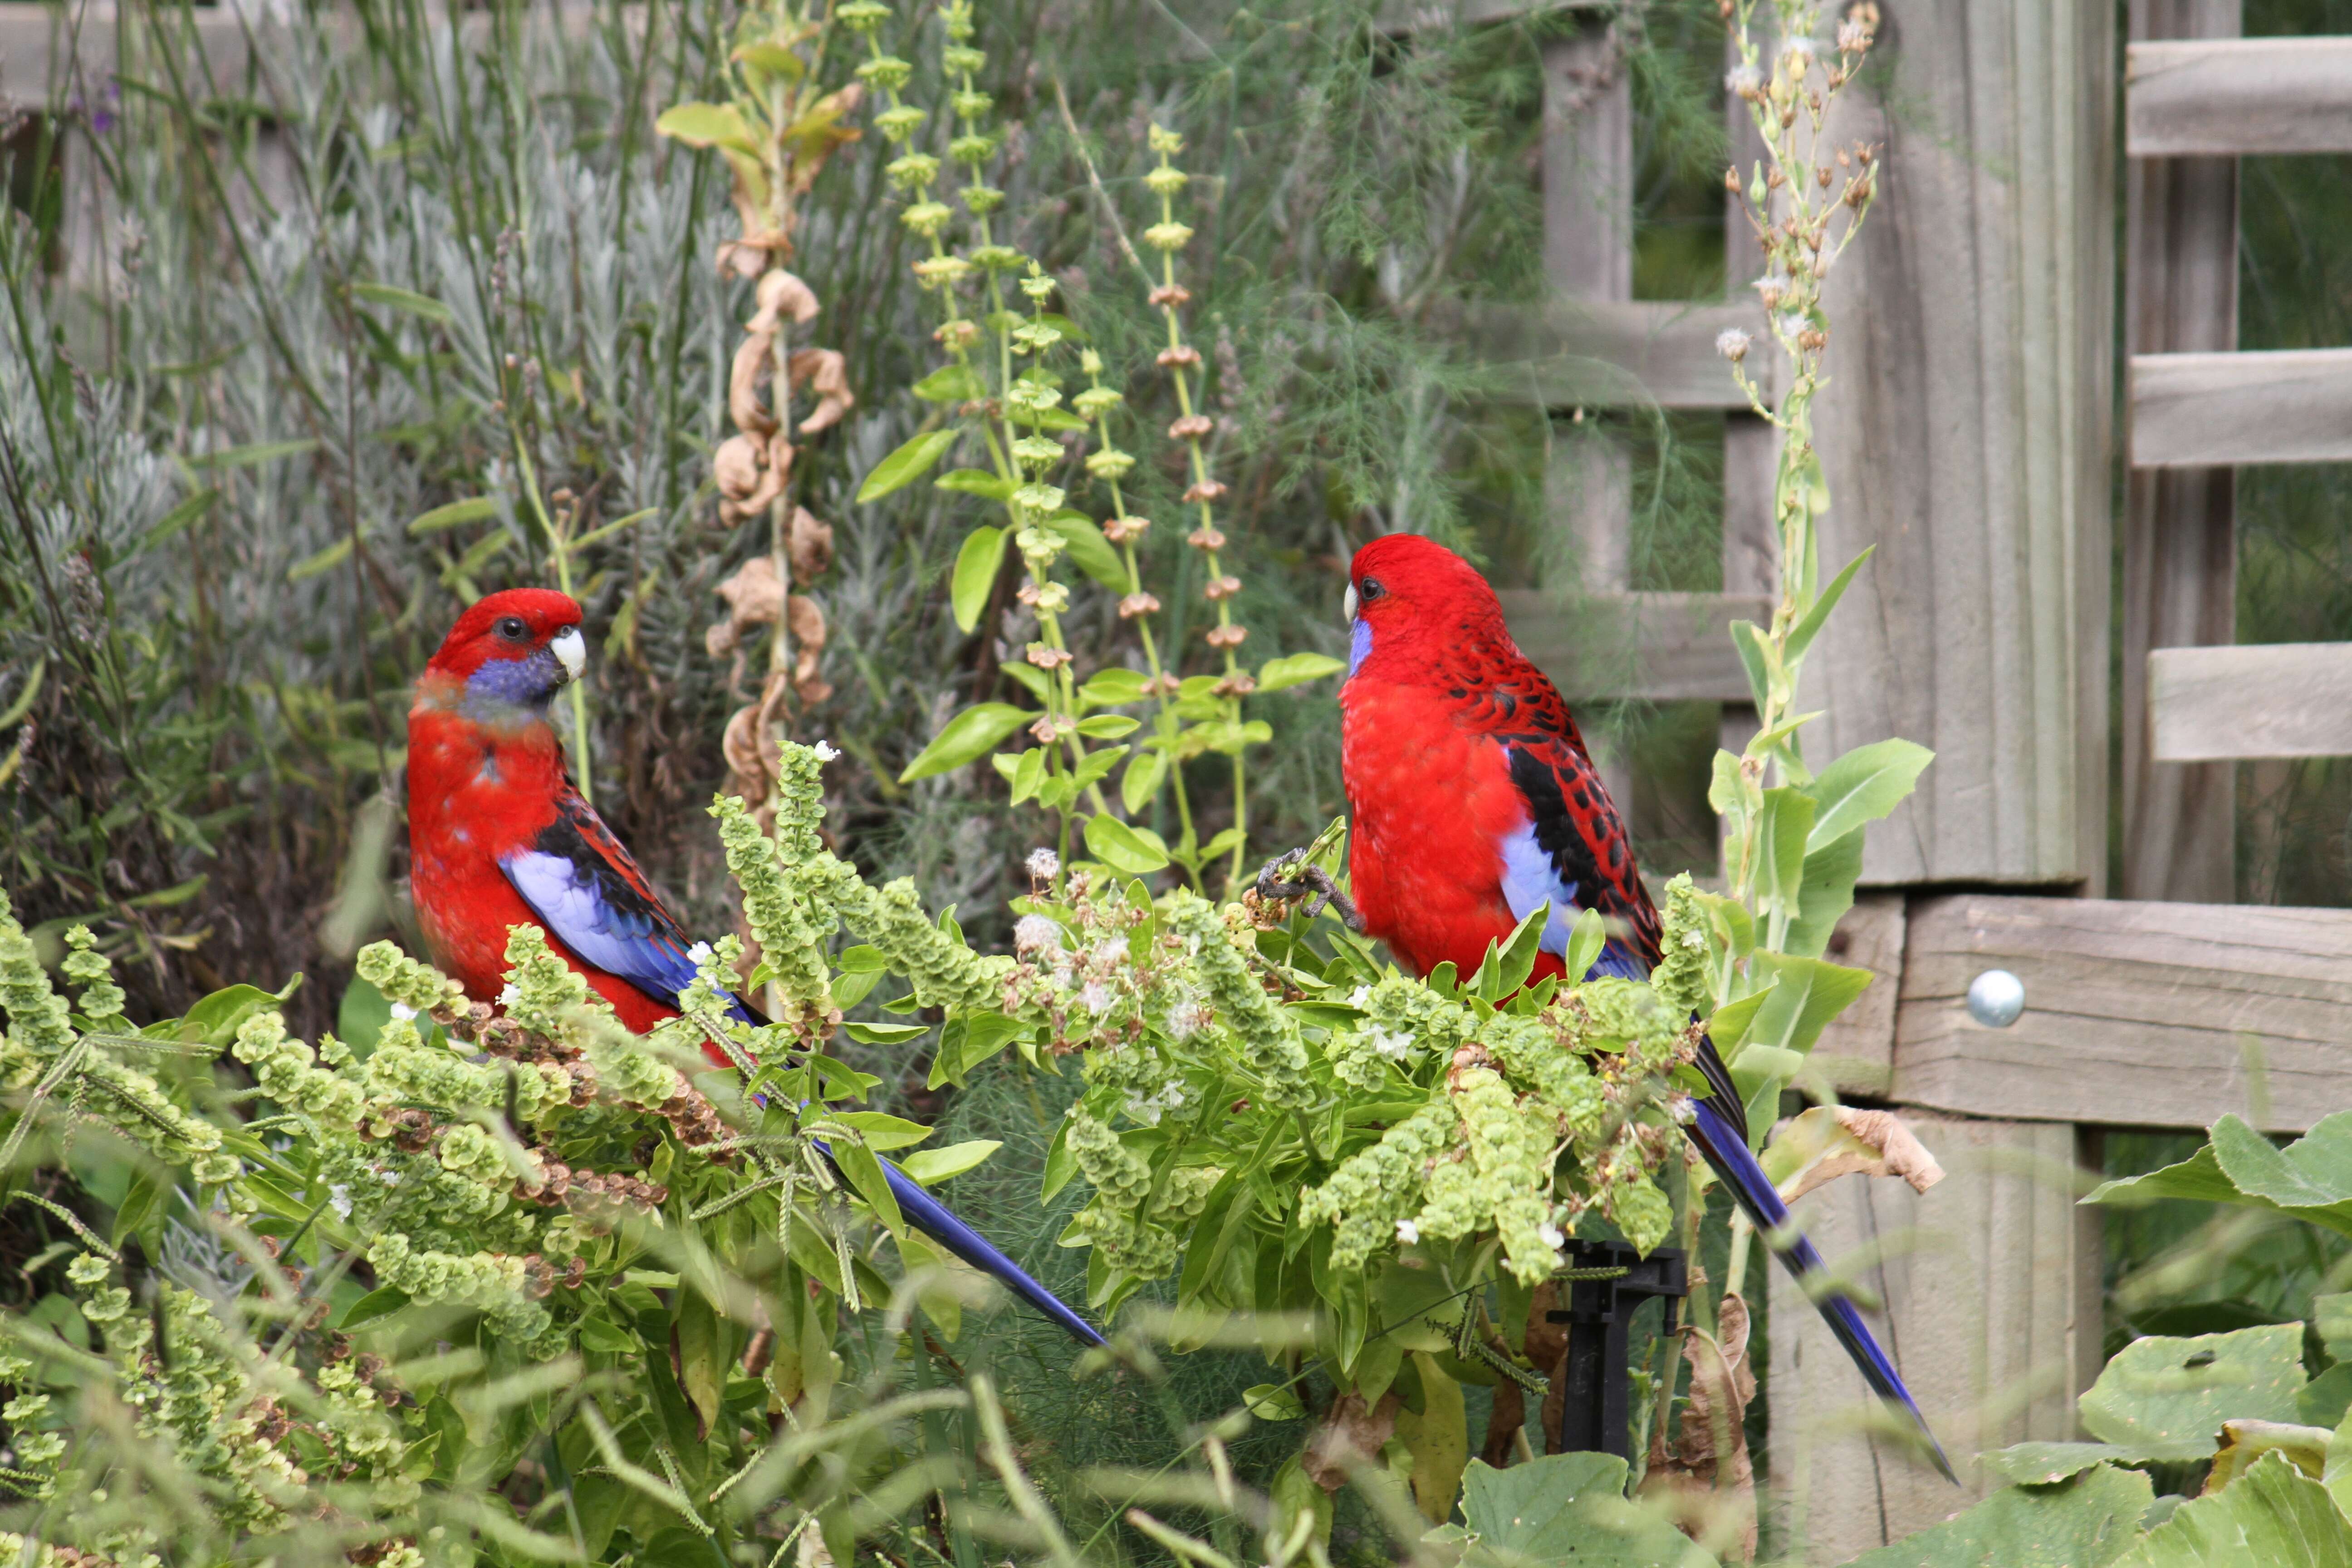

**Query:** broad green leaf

left=950, top=525, right=1005, bottom=632
left=180, top=979, right=301, bottom=1048
left=936, top=467, right=1014, bottom=500
left=825, top=1111, right=934, bottom=1152
left=830, top=1140, right=904, bottom=1237
left=1043, top=511, right=1127, bottom=588
left=841, top=1020, right=930, bottom=1045
left=1845, top=1462, right=2151, bottom=1568
left=1394, top=1351, right=1467, bottom=1524
left=1563, top=907, right=1606, bottom=984
left=1752, top=787, right=1816, bottom=923
left=406, top=496, right=498, bottom=534
left=1435, top=1454, right=1713, bottom=1568
left=1243, top=1383, right=1305, bottom=1421
left=837, top=944, right=889, bottom=974
left=576, top=1314, right=637, bottom=1355
left=286, top=537, right=355, bottom=582
left=900, top=702, right=1034, bottom=781
left=1255, top=653, right=1347, bottom=694
left=2079, top=1324, right=2307, bottom=1460
left=110, top=1170, right=165, bottom=1244
left=999, top=659, right=1049, bottom=705
left=2205, top=1419, right=2331, bottom=1493
left=1041, top=1116, right=1078, bottom=1201
left=1979, top=1442, right=2142, bottom=1487
left=1122, top=750, right=1168, bottom=814
left=730, top=41, right=807, bottom=79
left=1078, top=667, right=1150, bottom=709
left=1806, top=738, right=1935, bottom=852
left=913, top=364, right=984, bottom=403
left=2113, top=1451, right=2352, bottom=1568
left=1785, top=545, right=1874, bottom=665
left=674, top=1287, right=733, bottom=1436
left=898, top=1140, right=1000, bottom=1186
left=1076, top=714, right=1140, bottom=740
left=1742, top=951, right=1872, bottom=1057
left=338, top=1286, right=412, bottom=1333
left=2084, top=1115, right=2352, bottom=1240
left=189, top=437, right=318, bottom=470
left=1784, top=828, right=1865, bottom=960
left=1083, top=813, right=1169, bottom=874
left=2303, top=1365, right=2352, bottom=1428
left=351, top=281, right=454, bottom=323
left=2320, top=1294, right=2352, bottom=1362
left=653, top=101, right=759, bottom=154
left=858, top=427, right=960, bottom=502
left=1728, top=619, right=1772, bottom=713
left=2082, top=1141, right=2245, bottom=1210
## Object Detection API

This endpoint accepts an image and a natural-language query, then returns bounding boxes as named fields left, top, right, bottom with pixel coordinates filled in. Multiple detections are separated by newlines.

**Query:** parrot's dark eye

left=1357, top=577, right=1386, bottom=603
left=495, top=616, right=529, bottom=641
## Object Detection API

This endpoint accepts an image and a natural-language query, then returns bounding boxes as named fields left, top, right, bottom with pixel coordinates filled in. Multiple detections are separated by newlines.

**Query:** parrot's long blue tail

left=1684, top=1044, right=1956, bottom=1484
left=813, top=1142, right=1105, bottom=1348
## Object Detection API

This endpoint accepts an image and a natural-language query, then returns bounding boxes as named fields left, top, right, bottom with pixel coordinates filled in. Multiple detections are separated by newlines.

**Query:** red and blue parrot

left=407, top=588, right=1102, bottom=1346
left=1338, top=534, right=1952, bottom=1479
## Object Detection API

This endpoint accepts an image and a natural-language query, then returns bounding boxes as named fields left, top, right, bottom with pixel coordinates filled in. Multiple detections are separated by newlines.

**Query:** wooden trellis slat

left=1498, top=589, right=1766, bottom=701
left=1462, top=299, right=1767, bottom=410
left=2127, top=36, right=2352, bottom=155
left=2130, top=348, right=2352, bottom=466
left=2149, top=642, right=2352, bottom=760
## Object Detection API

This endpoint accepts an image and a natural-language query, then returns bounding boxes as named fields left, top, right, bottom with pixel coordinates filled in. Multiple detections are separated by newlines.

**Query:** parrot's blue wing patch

left=1498, top=822, right=1586, bottom=957
left=501, top=793, right=757, bottom=1025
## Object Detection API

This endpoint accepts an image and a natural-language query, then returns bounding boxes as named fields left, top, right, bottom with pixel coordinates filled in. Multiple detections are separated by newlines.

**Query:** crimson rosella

left=406, top=588, right=1102, bottom=1346
left=1338, top=534, right=1951, bottom=1479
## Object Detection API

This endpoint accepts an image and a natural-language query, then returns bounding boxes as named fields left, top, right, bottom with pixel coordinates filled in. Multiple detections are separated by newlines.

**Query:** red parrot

left=1338, top=534, right=1951, bottom=1479
left=405, top=588, right=1103, bottom=1346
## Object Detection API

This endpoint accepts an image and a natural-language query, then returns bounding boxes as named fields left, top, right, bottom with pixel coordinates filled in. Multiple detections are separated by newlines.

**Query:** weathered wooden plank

left=2149, top=643, right=2352, bottom=760
left=1499, top=591, right=1764, bottom=702
left=1802, top=0, right=2114, bottom=887
left=1463, top=300, right=1765, bottom=410
left=1892, top=893, right=2352, bottom=1133
left=2120, top=0, right=2237, bottom=905
left=2127, top=37, right=2352, bottom=155
left=1376, top=0, right=1595, bottom=34
left=1767, top=1117, right=2102, bottom=1561
left=2131, top=348, right=2352, bottom=466
left=0, top=5, right=253, bottom=103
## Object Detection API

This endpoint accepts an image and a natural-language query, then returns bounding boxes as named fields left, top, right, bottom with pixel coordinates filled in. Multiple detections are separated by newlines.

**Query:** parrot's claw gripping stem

left=1253, top=848, right=1367, bottom=932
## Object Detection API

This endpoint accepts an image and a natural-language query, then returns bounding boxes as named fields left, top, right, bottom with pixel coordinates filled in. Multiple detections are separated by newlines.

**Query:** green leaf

left=999, top=660, right=1049, bottom=705
left=1742, top=951, right=1872, bottom=1058
left=576, top=1314, right=637, bottom=1355
left=1979, top=1442, right=2143, bottom=1487
left=2114, top=1451, right=2352, bottom=1568
left=841, top=1021, right=931, bottom=1045
left=111, top=1169, right=165, bottom=1244
left=1752, top=787, right=1816, bottom=923
left=731, top=41, right=807, bottom=79
left=2079, top=1324, right=2308, bottom=1461
left=1079, top=667, right=1150, bottom=709
left=825, top=1111, right=935, bottom=1152
left=1805, top=738, right=1934, bottom=852
left=950, top=525, right=1006, bottom=632
left=1438, top=1454, right=1714, bottom=1568
left=914, top=364, right=985, bottom=403
left=898, top=1140, right=1001, bottom=1186
left=858, top=427, right=961, bottom=503
left=1243, top=1383, right=1305, bottom=1421
left=1041, top=1116, right=1078, bottom=1201
left=1786, top=545, right=1874, bottom=665
left=1563, top=908, right=1606, bottom=985
left=900, top=702, right=1035, bottom=782
left=1784, top=828, right=1865, bottom=960
left=1121, top=750, right=1168, bottom=814
left=406, top=496, right=499, bottom=534
left=837, top=945, right=889, bottom=974
left=936, top=467, right=1015, bottom=500
left=1727, top=619, right=1772, bottom=713
left=189, top=437, right=319, bottom=470
left=351, top=281, right=454, bottom=323
left=142, top=488, right=217, bottom=549
left=830, top=1141, right=905, bottom=1237
left=338, top=1286, right=412, bottom=1333
left=2084, top=1115, right=2352, bottom=1240
left=653, top=101, right=760, bottom=154
left=1255, top=653, right=1347, bottom=693
left=286, top=537, right=355, bottom=583
left=1083, top=813, right=1170, bottom=874
left=1075, top=715, right=1139, bottom=740
left=179, top=979, right=302, bottom=1048
left=1843, top=1462, right=2152, bottom=1568
left=1043, top=511, right=1127, bottom=588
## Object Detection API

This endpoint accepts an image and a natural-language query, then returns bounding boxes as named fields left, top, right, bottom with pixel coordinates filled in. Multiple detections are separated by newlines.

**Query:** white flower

left=1166, top=997, right=1209, bottom=1042
left=1025, top=847, right=1060, bottom=879
left=812, top=739, right=841, bottom=762
left=1367, top=1026, right=1412, bottom=1062
left=1836, top=16, right=1871, bottom=52
left=1779, top=312, right=1808, bottom=340
left=1122, top=1085, right=1186, bottom=1127
left=1014, top=914, right=1062, bottom=955
left=1723, top=62, right=1762, bottom=98
left=387, top=1001, right=417, bottom=1022
left=1782, top=34, right=1818, bottom=65
left=1395, top=1220, right=1421, bottom=1245
left=1348, top=985, right=1372, bottom=1008
left=328, top=1184, right=353, bottom=1221
left=1079, top=981, right=1114, bottom=1015
left=1091, top=936, right=1129, bottom=968
left=1715, top=328, right=1752, bottom=363
left=496, top=983, right=520, bottom=1009
left=1539, top=1222, right=1566, bottom=1250
left=687, top=941, right=715, bottom=966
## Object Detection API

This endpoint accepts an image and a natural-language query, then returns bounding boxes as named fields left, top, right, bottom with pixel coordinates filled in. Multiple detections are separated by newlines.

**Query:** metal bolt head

left=1966, top=969, right=2025, bottom=1029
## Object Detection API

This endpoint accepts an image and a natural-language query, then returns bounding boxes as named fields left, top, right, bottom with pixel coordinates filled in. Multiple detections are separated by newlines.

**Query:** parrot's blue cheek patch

left=1348, top=617, right=1373, bottom=676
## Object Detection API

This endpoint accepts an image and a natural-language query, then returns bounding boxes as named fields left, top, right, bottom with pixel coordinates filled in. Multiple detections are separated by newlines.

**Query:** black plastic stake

left=1548, top=1239, right=1689, bottom=1460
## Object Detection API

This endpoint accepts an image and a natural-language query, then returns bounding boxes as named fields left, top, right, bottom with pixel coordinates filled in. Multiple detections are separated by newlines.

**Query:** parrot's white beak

left=550, top=627, right=586, bottom=684
left=1343, top=583, right=1358, bottom=624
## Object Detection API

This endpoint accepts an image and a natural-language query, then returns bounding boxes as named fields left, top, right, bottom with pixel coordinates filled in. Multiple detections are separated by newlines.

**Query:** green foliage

left=1430, top=1453, right=1714, bottom=1568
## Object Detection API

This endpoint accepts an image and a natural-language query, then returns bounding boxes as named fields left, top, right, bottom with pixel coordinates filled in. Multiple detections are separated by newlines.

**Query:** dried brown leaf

left=754, top=269, right=822, bottom=329
left=789, top=348, right=854, bottom=434
left=730, top=333, right=779, bottom=436
left=1768, top=1106, right=1946, bottom=1205
left=1640, top=1292, right=1759, bottom=1563
left=788, top=505, right=834, bottom=584
left=1303, top=1391, right=1399, bottom=1494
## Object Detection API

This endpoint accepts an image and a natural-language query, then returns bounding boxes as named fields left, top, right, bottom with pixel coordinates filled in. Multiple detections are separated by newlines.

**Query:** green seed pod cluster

left=231, top=1011, right=367, bottom=1131
left=713, top=785, right=836, bottom=1031
left=807, top=858, right=1013, bottom=1011
left=0, top=888, right=73, bottom=1060
left=1648, top=872, right=1714, bottom=1018
left=355, top=939, right=467, bottom=1016
left=500, top=924, right=605, bottom=1041
left=1477, top=1012, right=1605, bottom=1139
left=1417, top=1067, right=1562, bottom=1284
left=1299, top=1100, right=1457, bottom=1270
left=1563, top=976, right=1683, bottom=1069
left=1169, top=896, right=1310, bottom=1107
left=61, top=926, right=127, bottom=1028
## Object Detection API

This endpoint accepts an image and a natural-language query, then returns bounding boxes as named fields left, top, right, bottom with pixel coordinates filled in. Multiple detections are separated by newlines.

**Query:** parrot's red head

left=421, top=588, right=586, bottom=711
left=1344, top=534, right=1508, bottom=681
